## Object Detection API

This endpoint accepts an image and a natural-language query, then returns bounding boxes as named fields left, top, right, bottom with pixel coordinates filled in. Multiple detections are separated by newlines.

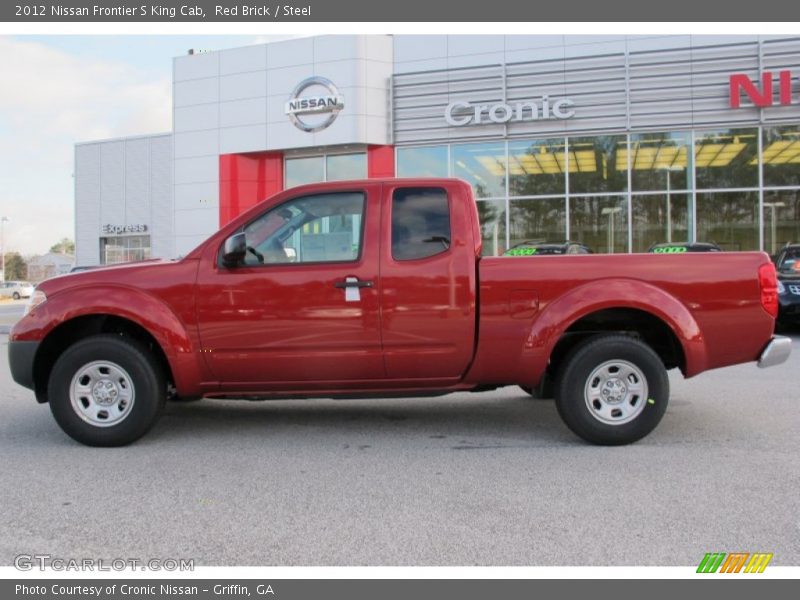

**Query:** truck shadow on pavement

left=152, top=391, right=578, bottom=448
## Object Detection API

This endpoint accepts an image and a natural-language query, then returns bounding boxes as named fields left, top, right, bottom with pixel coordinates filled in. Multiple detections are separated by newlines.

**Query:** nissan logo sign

left=285, top=76, right=345, bottom=132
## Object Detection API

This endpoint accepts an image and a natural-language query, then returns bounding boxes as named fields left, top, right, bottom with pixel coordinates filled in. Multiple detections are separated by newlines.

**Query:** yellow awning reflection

left=616, top=145, right=688, bottom=171
left=756, top=140, right=800, bottom=165
left=695, top=142, right=746, bottom=167
left=616, top=139, right=749, bottom=170
left=468, top=134, right=761, bottom=181
left=475, top=147, right=598, bottom=176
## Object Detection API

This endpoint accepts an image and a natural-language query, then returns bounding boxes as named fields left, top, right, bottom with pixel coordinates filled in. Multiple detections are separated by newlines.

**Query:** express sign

left=730, top=70, right=797, bottom=108
left=102, top=224, right=148, bottom=235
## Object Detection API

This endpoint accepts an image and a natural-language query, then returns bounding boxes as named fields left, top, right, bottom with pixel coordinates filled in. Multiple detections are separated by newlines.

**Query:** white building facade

left=76, top=34, right=800, bottom=264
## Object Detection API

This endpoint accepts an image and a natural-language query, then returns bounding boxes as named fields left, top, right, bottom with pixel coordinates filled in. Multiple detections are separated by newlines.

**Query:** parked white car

left=0, top=281, right=35, bottom=300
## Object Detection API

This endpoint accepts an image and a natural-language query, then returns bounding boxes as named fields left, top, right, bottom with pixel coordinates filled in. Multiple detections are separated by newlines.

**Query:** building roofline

left=170, top=34, right=315, bottom=60
left=75, top=132, right=172, bottom=147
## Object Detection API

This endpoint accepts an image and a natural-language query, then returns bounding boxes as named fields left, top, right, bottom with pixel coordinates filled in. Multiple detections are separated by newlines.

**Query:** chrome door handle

left=335, top=277, right=372, bottom=302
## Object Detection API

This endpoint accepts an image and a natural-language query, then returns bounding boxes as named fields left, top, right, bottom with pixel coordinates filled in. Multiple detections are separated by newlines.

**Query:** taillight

left=759, top=262, right=779, bottom=318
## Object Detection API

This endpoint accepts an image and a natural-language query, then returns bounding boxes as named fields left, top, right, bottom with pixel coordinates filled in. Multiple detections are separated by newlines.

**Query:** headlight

left=24, top=290, right=46, bottom=315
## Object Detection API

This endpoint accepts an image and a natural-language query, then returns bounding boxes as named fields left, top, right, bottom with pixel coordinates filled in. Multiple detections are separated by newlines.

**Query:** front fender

left=523, top=278, right=708, bottom=379
left=10, top=284, right=205, bottom=397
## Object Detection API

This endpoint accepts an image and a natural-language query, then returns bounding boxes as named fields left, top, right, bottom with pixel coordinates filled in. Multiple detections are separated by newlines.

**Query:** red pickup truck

left=8, top=178, right=791, bottom=447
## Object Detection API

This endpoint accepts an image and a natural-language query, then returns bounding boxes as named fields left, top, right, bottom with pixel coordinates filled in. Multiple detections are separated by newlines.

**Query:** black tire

left=48, top=334, right=166, bottom=446
left=554, top=334, right=669, bottom=445
left=12, top=292, right=20, bottom=300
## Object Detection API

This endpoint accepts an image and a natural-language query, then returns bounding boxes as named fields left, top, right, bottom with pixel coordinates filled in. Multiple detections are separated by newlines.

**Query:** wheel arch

left=525, top=279, right=707, bottom=382
left=32, top=314, right=175, bottom=404
left=549, top=307, right=686, bottom=378
left=19, top=285, right=205, bottom=403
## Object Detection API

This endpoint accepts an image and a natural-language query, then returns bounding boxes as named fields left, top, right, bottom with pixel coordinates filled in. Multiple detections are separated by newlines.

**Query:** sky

left=0, top=34, right=298, bottom=256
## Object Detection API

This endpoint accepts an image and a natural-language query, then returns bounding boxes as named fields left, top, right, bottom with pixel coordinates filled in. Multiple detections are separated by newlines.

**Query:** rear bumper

left=8, top=340, right=38, bottom=390
left=757, top=335, right=792, bottom=369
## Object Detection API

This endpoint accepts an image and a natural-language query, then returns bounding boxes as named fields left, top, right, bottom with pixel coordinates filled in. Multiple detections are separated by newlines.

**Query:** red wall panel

left=219, top=152, right=283, bottom=226
left=367, top=145, right=395, bottom=178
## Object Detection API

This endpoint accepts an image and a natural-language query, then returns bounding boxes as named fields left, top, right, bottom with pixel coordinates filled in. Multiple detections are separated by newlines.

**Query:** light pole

left=601, top=206, right=623, bottom=253
left=0, top=216, right=8, bottom=282
left=763, top=202, right=785, bottom=255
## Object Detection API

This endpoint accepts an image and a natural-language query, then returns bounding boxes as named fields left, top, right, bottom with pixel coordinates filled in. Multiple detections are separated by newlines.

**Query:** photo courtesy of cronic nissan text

left=0, top=5, right=798, bottom=593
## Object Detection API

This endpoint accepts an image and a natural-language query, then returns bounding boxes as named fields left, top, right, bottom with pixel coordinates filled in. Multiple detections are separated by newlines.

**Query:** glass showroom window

left=452, top=142, right=506, bottom=199
left=100, top=235, right=151, bottom=265
left=632, top=194, right=690, bottom=253
left=626, top=131, right=692, bottom=252
left=326, top=153, right=367, bottom=181
left=285, top=153, right=367, bottom=188
left=508, top=139, right=566, bottom=197
left=695, top=128, right=758, bottom=189
left=509, top=198, right=567, bottom=248
left=628, top=131, right=691, bottom=192
left=397, top=146, right=449, bottom=178
left=763, top=190, right=800, bottom=255
left=696, top=192, right=758, bottom=251
left=568, top=135, right=628, bottom=194
left=476, top=199, right=507, bottom=256
left=570, top=196, right=629, bottom=254
left=285, top=156, right=324, bottom=188
left=762, top=125, right=800, bottom=188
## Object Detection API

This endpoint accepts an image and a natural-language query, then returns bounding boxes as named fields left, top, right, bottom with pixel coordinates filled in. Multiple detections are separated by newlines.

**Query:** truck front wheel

left=48, top=334, right=167, bottom=446
left=554, top=335, right=669, bottom=445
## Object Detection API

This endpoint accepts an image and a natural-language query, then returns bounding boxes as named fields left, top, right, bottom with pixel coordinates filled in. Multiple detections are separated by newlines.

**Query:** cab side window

left=391, top=187, right=451, bottom=261
left=240, top=192, right=365, bottom=265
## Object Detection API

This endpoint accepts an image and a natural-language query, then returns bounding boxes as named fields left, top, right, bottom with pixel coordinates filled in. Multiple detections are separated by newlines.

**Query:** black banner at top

left=3, top=0, right=800, bottom=22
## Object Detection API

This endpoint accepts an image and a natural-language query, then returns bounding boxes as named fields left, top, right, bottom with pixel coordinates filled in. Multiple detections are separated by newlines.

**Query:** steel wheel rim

left=69, top=360, right=135, bottom=427
left=583, top=359, right=648, bottom=425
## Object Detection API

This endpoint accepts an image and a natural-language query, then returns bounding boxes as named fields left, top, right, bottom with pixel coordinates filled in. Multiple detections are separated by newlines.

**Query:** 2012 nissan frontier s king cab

left=8, top=178, right=792, bottom=446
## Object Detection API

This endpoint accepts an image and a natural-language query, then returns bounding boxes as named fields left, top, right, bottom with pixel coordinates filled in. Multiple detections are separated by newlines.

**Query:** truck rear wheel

left=554, top=334, right=668, bottom=445
left=48, top=334, right=166, bottom=446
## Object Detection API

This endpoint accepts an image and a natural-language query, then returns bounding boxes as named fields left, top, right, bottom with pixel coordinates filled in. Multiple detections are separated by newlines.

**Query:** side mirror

left=221, top=232, right=247, bottom=268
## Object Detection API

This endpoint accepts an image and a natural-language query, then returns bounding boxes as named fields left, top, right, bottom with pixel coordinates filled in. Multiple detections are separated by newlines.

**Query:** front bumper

left=757, top=335, right=792, bottom=369
left=778, top=297, right=800, bottom=320
left=8, top=340, right=39, bottom=390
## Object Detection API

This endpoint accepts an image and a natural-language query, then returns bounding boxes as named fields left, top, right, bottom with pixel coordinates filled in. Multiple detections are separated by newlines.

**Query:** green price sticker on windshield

left=506, top=247, right=538, bottom=256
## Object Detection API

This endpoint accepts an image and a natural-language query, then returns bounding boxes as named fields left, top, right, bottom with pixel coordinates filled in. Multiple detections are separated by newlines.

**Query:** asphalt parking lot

left=0, top=330, right=798, bottom=567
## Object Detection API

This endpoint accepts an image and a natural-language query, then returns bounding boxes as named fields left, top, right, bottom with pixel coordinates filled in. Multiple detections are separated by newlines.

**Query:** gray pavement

left=0, top=333, right=798, bottom=566
left=0, top=300, right=25, bottom=334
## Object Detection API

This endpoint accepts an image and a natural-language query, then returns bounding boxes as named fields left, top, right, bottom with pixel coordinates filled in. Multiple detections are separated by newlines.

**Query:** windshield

left=778, top=249, right=800, bottom=274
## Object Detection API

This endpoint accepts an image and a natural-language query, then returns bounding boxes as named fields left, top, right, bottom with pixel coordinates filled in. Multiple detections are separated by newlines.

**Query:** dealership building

left=75, top=34, right=800, bottom=265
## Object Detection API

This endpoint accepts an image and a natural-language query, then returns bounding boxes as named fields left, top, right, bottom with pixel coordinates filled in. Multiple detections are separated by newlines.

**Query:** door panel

left=195, top=184, right=384, bottom=385
left=379, top=184, right=478, bottom=380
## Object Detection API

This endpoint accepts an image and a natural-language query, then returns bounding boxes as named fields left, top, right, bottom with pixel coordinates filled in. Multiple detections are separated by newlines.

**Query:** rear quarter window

left=391, top=187, right=451, bottom=261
